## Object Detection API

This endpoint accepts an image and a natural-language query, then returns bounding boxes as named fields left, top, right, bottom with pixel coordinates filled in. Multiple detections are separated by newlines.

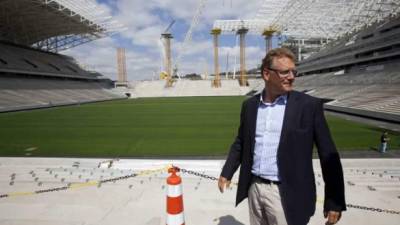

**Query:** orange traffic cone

left=166, top=167, right=185, bottom=225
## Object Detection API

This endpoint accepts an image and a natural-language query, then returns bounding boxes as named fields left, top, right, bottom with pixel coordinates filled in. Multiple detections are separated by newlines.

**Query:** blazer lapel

left=279, top=91, right=300, bottom=147
left=248, top=94, right=260, bottom=154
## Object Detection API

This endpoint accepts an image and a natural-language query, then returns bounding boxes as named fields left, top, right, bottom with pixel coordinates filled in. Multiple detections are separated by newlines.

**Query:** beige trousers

left=248, top=180, right=288, bottom=225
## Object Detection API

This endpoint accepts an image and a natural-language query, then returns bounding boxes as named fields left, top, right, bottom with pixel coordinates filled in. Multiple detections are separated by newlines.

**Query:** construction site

left=0, top=0, right=400, bottom=225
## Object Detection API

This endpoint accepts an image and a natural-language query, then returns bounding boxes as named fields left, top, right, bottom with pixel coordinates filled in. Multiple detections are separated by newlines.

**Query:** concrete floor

left=0, top=158, right=399, bottom=225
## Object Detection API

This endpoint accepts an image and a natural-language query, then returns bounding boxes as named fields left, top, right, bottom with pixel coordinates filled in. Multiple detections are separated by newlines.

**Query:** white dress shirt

left=251, top=92, right=287, bottom=181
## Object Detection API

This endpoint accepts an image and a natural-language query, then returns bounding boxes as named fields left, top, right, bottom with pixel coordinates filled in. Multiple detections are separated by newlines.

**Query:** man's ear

left=262, top=69, right=269, bottom=81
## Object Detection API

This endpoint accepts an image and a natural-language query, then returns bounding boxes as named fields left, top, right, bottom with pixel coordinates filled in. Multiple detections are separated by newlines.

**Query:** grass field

left=0, top=96, right=399, bottom=157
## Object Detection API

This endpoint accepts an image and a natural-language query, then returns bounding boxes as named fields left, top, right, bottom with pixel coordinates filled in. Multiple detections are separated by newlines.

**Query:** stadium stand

left=0, top=42, right=126, bottom=113
left=0, top=41, right=98, bottom=79
left=295, top=15, right=400, bottom=123
left=0, top=74, right=124, bottom=112
left=0, top=1, right=126, bottom=112
left=297, top=14, right=400, bottom=75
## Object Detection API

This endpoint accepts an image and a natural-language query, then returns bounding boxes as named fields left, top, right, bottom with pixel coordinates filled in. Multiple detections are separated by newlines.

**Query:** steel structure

left=237, top=28, right=248, bottom=86
left=211, top=28, right=221, bottom=87
left=213, top=20, right=272, bottom=35
left=0, top=0, right=123, bottom=52
left=213, top=0, right=400, bottom=39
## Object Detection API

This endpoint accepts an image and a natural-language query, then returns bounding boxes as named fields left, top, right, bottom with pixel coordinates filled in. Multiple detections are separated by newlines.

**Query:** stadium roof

left=0, top=0, right=124, bottom=52
left=214, top=0, right=400, bottom=39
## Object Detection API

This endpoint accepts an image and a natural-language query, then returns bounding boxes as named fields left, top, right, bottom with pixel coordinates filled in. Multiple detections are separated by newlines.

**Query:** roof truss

left=0, top=0, right=124, bottom=52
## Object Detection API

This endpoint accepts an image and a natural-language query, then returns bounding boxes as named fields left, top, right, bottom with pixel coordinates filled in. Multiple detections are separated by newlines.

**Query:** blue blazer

left=221, top=90, right=346, bottom=225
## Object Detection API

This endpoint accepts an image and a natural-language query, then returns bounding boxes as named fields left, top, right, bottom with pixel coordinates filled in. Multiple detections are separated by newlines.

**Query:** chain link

left=176, top=167, right=218, bottom=181
left=346, top=204, right=400, bottom=215
left=99, top=173, right=137, bottom=184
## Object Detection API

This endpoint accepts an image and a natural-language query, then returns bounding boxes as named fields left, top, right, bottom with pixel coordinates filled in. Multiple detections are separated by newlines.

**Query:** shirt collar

left=260, top=90, right=288, bottom=106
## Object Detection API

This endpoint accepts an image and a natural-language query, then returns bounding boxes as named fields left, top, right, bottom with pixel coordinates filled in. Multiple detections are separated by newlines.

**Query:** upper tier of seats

left=0, top=41, right=98, bottom=79
left=298, top=15, right=400, bottom=74
left=0, top=75, right=126, bottom=112
left=295, top=63, right=400, bottom=122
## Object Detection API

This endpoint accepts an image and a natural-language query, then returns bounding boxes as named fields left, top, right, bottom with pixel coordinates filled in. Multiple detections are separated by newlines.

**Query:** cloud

left=64, top=36, right=161, bottom=80
left=129, top=25, right=165, bottom=47
left=64, top=37, right=117, bottom=78
left=63, top=0, right=266, bottom=80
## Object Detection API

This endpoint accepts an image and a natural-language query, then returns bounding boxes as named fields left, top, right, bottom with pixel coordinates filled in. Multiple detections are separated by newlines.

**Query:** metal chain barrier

left=346, top=204, right=400, bottom=215
left=0, top=166, right=169, bottom=199
left=0, top=173, right=138, bottom=199
left=99, top=173, right=138, bottom=184
left=173, top=166, right=400, bottom=215
left=2, top=164, right=400, bottom=215
left=176, top=167, right=218, bottom=181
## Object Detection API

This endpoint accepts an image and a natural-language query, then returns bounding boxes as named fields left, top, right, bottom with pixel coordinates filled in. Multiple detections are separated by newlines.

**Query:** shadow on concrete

left=215, top=215, right=245, bottom=225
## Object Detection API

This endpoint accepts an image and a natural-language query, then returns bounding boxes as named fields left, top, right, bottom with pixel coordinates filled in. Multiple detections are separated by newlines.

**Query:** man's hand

left=324, top=211, right=342, bottom=225
left=218, top=176, right=231, bottom=193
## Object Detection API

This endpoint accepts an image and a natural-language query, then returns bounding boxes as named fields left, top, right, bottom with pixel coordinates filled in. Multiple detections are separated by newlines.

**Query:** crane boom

left=173, top=0, right=207, bottom=78
left=164, top=20, right=175, bottom=34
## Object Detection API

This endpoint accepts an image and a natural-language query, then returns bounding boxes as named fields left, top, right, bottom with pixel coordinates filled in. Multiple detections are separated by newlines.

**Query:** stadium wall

left=129, top=79, right=254, bottom=98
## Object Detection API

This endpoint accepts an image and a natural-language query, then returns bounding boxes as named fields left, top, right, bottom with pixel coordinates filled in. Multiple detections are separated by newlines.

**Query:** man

left=380, top=131, right=390, bottom=153
left=218, top=48, right=346, bottom=225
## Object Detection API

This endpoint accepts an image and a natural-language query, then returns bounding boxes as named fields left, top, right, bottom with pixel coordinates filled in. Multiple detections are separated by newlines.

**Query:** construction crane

left=165, top=20, right=175, bottom=34
left=173, top=0, right=207, bottom=79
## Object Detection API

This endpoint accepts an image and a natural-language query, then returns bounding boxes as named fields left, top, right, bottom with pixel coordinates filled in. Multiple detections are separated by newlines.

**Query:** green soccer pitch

left=0, top=96, right=398, bottom=157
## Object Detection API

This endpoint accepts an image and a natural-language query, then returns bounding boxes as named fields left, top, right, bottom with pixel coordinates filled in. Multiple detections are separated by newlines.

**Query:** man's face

left=262, top=56, right=295, bottom=95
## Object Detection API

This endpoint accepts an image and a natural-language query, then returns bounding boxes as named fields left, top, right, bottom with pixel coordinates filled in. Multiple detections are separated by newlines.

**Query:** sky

left=64, top=0, right=270, bottom=81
